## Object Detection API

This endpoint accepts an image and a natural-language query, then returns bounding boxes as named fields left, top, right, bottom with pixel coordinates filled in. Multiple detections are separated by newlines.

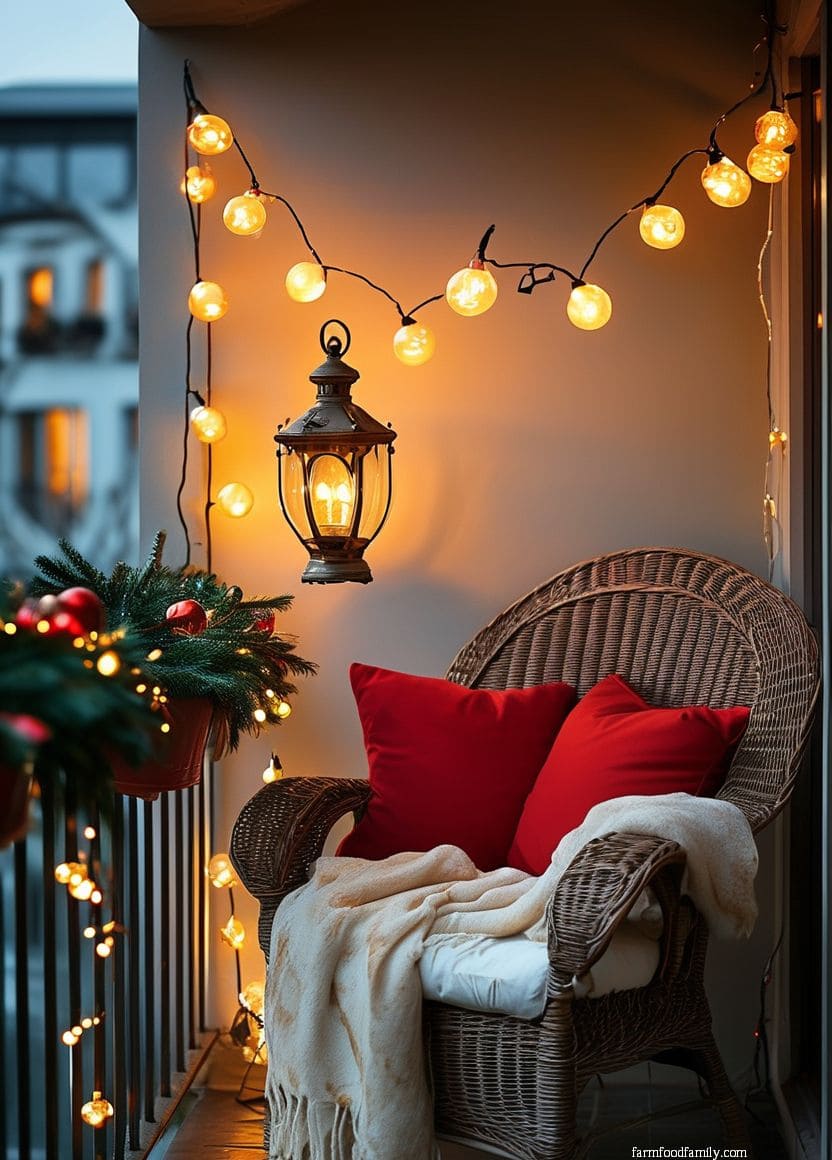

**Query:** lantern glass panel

left=308, top=454, right=356, bottom=536
left=357, top=444, right=391, bottom=540
left=280, top=448, right=313, bottom=540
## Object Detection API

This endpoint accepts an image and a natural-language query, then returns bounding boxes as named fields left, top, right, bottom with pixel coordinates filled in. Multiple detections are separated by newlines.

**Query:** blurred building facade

left=0, top=84, right=138, bottom=576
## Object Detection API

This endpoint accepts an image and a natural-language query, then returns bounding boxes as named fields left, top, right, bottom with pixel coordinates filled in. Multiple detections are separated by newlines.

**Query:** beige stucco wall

left=137, top=0, right=779, bottom=1083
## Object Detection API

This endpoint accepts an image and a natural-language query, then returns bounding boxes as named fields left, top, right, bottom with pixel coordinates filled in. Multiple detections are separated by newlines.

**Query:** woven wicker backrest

left=445, top=548, right=819, bottom=834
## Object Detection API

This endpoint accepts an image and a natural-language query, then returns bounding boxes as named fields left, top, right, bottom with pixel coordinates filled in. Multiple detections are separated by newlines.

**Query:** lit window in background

left=28, top=267, right=54, bottom=308
left=86, top=259, right=104, bottom=312
left=45, top=408, right=89, bottom=505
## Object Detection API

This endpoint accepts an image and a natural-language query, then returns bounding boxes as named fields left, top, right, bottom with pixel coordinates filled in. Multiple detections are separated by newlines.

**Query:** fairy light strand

left=181, top=5, right=784, bottom=330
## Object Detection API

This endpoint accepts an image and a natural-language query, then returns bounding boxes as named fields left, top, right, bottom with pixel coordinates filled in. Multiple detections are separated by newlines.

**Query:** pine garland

left=31, top=533, right=316, bottom=754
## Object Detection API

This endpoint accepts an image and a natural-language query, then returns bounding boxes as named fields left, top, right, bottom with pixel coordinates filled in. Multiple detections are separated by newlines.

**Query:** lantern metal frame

left=274, top=321, right=396, bottom=584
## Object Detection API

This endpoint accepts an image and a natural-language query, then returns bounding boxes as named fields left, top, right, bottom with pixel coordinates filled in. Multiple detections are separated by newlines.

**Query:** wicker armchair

left=231, top=548, right=819, bottom=1159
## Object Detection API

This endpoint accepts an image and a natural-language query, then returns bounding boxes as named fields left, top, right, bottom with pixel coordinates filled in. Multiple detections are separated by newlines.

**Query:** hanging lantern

left=274, top=320, right=396, bottom=585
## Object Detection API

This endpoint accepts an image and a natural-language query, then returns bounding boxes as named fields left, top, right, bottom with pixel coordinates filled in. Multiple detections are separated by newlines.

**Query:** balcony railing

left=1, top=766, right=215, bottom=1159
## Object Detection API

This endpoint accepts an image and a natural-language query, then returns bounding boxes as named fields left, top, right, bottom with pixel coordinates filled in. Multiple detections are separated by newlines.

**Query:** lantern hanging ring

left=319, top=319, right=351, bottom=357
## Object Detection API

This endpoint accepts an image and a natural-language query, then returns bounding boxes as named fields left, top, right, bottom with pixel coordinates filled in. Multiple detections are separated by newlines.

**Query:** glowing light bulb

left=445, top=261, right=498, bottom=316
left=769, top=427, right=788, bottom=448
left=240, top=979, right=265, bottom=1017
left=262, top=754, right=283, bottom=783
left=187, top=113, right=233, bottom=156
left=84, top=826, right=96, bottom=839
left=207, top=853, right=236, bottom=889
left=755, top=109, right=798, bottom=149
left=253, top=708, right=267, bottom=723
left=639, top=204, right=685, bottom=250
left=285, top=262, right=327, bottom=302
left=701, top=156, right=752, bottom=207
left=181, top=164, right=216, bottom=203
left=393, top=321, right=436, bottom=366
left=216, top=482, right=254, bottom=518
left=81, top=1092, right=114, bottom=1128
left=188, top=281, right=228, bottom=322
left=747, top=144, right=790, bottom=184
left=190, top=405, right=227, bottom=444
left=222, top=192, right=267, bottom=237
left=276, top=700, right=292, bottom=720
left=62, top=1031, right=79, bottom=1046
left=55, top=862, right=72, bottom=884
left=96, top=650, right=121, bottom=677
left=566, top=283, right=612, bottom=330
left=220, top=915, right=246, bottom=950
left=95, top=942, right=112, bottom=958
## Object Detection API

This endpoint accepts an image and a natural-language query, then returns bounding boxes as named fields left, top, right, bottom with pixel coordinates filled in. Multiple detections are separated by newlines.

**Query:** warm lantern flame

left=285, top=262, right=327, bottom=302
left=701, top=156, right=752, bottom=207
left=187, top=113, right=233, bottom=155
left=445, top=262, right=498, bottom=316
left=639, top=204, right=685, bottom=250
left=393, top=321, right=436, bottom=366
left=566, top=283, right=612, bottom=330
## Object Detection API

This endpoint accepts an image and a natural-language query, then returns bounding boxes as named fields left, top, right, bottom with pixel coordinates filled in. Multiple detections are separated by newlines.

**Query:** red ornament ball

left=252, top=610, right=275, bottom=635
left=56, top=587, right=104, bottom=634
left=165, top=599, right=208, bottom=635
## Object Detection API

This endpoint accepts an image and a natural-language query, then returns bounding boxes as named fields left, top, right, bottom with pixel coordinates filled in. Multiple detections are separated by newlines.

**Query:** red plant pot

left=0, top=763, right=33, bottom=847
left=112, top=697, right=213, bottom=800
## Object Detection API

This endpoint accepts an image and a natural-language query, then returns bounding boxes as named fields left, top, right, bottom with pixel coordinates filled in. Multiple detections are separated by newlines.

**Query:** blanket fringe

left=268, top=1081, right=441, bottom=1159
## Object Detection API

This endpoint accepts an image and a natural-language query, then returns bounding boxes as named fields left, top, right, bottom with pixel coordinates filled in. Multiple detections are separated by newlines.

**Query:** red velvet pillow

left=507, top=674, right=750, bottom=875
left=337, top=663, right=576, bottom=871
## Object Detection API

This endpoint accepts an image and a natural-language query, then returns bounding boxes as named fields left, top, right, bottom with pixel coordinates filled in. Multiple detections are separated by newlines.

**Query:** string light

left=222, top=191, right=267, bottom=236
left=755, top=109, right=798, bottom=148
left=285, top=261, right=327, bottom=303
left=220, top=915, right=246, bottom=950
left=80, top=1092, right=114, bottom=1128
left=639, top=204, right=685, bottom=250
left=747, top=144, right=789, bottom=183
left=182, top=163, right=216, bottom=203
left=566, top=282, right=612, bottom=330
left=96, top=650, right=121, bottom=677
left=216, top=482, right=254, bottom=518
left=393, top=320, right=436, bottom=366
left=83, top=826, right=97, bottom=839
left=701, top=154, right=752, bottom=207
left=188, top=280, right=228, bottom=322
left=445, top=261, right=498, bottom=317
left=253, top=708, right=267, bottom=723
left=190, top=404, right=227, bottom=443
left=769, top=427, right=788, bottom=448
left=275, top=700, right=292, bottom=719
left=207, top=852, right=236, bottom=888
left=262, top=752, right=283, bottom=783
left=187, top=112, right=233, bottom=155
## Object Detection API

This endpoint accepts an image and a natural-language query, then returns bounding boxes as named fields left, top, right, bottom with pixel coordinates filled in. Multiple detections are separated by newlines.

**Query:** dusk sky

left=1, top=0, right=137, bottom=86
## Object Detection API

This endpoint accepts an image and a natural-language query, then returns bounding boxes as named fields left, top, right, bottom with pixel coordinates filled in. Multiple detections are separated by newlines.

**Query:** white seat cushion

left=419, top=923, right=660, bottom=1020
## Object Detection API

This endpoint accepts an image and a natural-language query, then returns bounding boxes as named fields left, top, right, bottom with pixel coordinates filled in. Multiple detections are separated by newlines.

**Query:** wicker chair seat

left=231, top=548, right=819, bottom=1159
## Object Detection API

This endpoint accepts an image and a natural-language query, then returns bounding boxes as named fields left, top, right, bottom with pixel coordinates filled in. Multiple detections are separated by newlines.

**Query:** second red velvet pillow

left=337, top=663, right=577, bottom=871
left=507, top=674, right=750, bottom=875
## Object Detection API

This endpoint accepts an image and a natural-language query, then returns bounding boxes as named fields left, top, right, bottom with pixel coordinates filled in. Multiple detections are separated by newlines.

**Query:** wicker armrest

left=230, top=775, right=372, bottom=956
left=545, top=831, right=686, bottom=994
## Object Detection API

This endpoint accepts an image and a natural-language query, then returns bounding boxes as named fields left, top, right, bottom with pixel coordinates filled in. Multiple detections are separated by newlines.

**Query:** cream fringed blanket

left=264, top=793, right=758, bottom=1160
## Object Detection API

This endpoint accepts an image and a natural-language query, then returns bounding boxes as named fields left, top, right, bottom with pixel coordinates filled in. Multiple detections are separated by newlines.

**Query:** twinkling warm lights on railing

left=176, top=1, right=797, bottom=572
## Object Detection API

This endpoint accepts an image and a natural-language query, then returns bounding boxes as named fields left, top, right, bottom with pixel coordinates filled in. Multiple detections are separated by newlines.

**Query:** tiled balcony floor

left=162, top=1039, right=786, bottom=1159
